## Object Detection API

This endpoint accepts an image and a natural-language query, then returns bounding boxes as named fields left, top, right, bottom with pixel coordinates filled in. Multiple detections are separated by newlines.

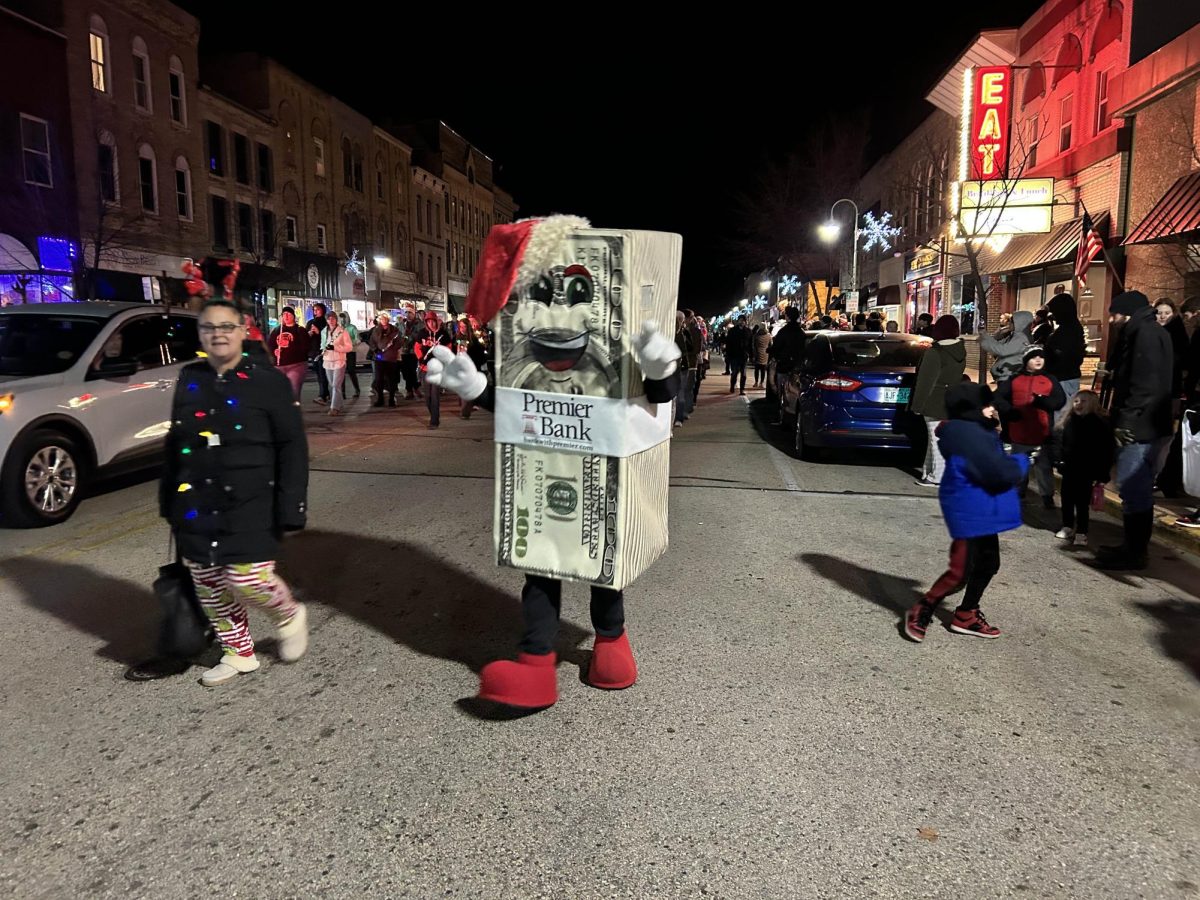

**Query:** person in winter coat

left=1055, top=390, right=1114, bottom=545
left=769, top=306, right=806, bottom=397
left=910, top=315, right=967, bottom=486
left=305, top=303, right=330, bottom=405
left=415, top=312, right=453, bottom=428
left=904, top=383, right=1028, bottom=643
left=980, top=309, right=1033, bottom=384
left=1043, top=293, right=1086, bottom=404
left=398, top=313, right=422, bottom=399
left=913, top=313, right=934, bottom=337
left=752, top=323, right=771, bottom=387
left=320, top=313, right=355, bottom=416
left=1175, top=298, right=1200, bottom=529
left=267, top=306, right=311, bottom=399
left=1152, top=299, right=1191, bottom=496
left=725, top=316, right=752, bottom=395
left=1096, top=291, right=1174, bottom=570
left=674, top=310, right=699, bottom=425
left=994, top=346, right=1067, bottom=505
left=159, top=298, right=310, bottom=686
left=1031, top=308, right=1054, bottom=346
left=367, top=312, right=404, bottom=407
left=338, top=312, right=361, bottom=400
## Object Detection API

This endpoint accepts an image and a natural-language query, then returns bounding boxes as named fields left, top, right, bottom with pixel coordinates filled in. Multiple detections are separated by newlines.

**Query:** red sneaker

left=904, top=602, right=935, bottom=643
left=949, top=608, right=1001, bottom=639
left=478, top=652, right=558, bottom=708
left=587, top=631, right=638, bottom=690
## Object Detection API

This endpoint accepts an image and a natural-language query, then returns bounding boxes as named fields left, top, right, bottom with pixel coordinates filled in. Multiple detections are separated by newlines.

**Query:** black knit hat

left=1023, top=345, right=1046, bottom=363
left=281, top=306, right=295, bottom=315
left=1109, top=290, right=1149, bottom=316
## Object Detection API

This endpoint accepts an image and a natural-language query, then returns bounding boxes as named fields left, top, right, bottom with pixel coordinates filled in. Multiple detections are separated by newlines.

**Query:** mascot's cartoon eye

left=529, top=275, right=554, bottom=304
left=565, top=276, right=592, bottom=306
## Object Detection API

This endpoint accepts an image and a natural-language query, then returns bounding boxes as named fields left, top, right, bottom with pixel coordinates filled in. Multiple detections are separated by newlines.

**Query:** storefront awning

left=945, top=212, right=1109, bottom=278
left=1122, top=171, right=1200, bottom=245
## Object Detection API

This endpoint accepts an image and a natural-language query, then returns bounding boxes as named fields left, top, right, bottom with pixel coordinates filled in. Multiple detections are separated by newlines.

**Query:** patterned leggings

left=184, top=560, right=299, bottom=658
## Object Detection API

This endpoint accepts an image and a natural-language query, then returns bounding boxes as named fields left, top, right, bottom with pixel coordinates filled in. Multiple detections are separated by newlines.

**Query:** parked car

left=779, top=332, right=929, bottom=460
left=0, top=302, right=200, bottom=527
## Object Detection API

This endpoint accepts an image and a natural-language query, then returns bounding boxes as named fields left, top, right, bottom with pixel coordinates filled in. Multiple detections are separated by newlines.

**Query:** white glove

left=424, top=345, right=488, bottom=401
left=633, top=321, right=680, bottom=381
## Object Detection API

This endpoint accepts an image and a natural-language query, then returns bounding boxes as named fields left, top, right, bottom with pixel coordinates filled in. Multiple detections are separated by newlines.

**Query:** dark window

left=163, top=315, right=199, bottom=364
left=256, top=143, right=272, bottom=191
left=234, top=133, right=250, bottom=184
left=169, top=71, right=184, bottom=123
left=98, top=143, right=116, bottom=202
left=138, top=157, right=156, bottom=212
left=261, top=210, right=276, bottom=257
left=830, top=338, right=927, bottom=369
left=206, top=121, right=225, bottom=176
left=210, top=195, right=229, bottom=248
left=237, top=203, right=254, bottom=250
left=285, top=215, right=297, bottom=245
left=0, top=314, right=102, bottom=376
left=106, top=316, right=170, bottom=371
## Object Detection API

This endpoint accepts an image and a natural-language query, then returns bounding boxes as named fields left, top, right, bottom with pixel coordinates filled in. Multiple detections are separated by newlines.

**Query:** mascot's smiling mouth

left=529, top=329, right=590, bottom=372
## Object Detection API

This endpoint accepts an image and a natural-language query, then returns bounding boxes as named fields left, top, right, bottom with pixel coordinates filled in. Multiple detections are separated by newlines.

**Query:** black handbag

left=153, top=536, right=212, bottom=659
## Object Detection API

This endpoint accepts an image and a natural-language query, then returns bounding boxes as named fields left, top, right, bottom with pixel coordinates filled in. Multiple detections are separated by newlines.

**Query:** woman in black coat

left=160, top=299, right=310, bottom=686
left=1154, top=298, right=1192, bottom=495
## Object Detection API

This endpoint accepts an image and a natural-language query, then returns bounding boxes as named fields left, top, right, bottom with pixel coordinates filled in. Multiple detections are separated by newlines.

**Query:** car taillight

left=0, top=394, right=12, bottom=414
left=815, top=374, right=863, bottom=392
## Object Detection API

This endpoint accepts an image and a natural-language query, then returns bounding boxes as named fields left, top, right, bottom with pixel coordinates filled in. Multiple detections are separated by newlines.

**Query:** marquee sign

left=969, top=66, right=1013, bottom=181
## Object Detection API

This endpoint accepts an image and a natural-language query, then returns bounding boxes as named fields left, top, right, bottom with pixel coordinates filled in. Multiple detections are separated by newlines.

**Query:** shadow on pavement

left=1132, top=598, right=1200, bottom=683
left=0, top=557, right=159, bottom=665
left=799, top=552, right=950, bottom=626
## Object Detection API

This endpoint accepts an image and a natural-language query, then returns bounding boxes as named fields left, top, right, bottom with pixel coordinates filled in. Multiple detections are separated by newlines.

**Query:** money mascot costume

left=426, top=216, right=682, bottom=709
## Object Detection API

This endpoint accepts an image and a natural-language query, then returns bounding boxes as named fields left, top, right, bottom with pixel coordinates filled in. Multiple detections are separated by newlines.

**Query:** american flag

left=1074, top=212, right=1104, bottom=287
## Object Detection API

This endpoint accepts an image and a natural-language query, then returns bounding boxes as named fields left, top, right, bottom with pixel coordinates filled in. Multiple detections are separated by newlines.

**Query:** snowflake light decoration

left=345, top=249, right=365, bottom=277
left=778, top=275, right=800, bottom=297
left=860, top=211, right=902, bottom=253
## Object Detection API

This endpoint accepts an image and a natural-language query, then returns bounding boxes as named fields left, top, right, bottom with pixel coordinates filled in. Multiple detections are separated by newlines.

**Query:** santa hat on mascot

left=466, top=215, right=589, bottom=325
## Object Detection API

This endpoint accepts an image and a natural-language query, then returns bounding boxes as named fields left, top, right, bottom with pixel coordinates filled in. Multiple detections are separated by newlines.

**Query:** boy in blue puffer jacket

left=904, top=383, right=1030, bottom=642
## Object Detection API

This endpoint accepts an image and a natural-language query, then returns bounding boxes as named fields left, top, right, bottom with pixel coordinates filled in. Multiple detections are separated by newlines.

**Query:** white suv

left=0, top=302, right=200, bottom=527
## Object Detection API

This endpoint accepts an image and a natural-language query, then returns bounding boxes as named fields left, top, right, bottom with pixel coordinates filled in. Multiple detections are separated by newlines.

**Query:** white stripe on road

left=767, top=443, right=801, bottom=492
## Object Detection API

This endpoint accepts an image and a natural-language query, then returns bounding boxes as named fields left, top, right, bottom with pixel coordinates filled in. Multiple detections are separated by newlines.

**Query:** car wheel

left=1, top=429, right=87, bottom=527
left=791, top=411, right=813, bottom=461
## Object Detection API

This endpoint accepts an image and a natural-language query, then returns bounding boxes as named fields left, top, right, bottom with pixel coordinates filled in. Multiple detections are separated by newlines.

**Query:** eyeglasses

left=198, top=323, right=244, bottom=335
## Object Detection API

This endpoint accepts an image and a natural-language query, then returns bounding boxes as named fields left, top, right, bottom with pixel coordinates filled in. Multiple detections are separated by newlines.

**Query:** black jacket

left=1043, top=293, right=1086, bottom=381
left=769, top=322, right=806, bottom=373
left=304, top=315, right=327, bottom=360
left=160, top=358, right=308, bottom=565
left=674, top=325, right=699, bottom=369
left=724, top=325, right=752, bottom=361
left=1110, top=305, right=1174, bottom=441
left=1164, top=314, right=1189, bottom=398
left=1061, top=413, right=1114, bottom=482
left=267, top=324, right=310, bottom=367
left=1184, top=326, right=1200, bottom=402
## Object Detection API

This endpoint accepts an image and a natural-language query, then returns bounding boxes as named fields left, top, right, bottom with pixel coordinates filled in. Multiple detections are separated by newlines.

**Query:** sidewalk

left=1094, top=482, right=1200, bottom=556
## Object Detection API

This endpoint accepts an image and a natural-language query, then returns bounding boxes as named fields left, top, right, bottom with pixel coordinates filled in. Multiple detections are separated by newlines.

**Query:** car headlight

left=0, top=394, right=13, bottom=415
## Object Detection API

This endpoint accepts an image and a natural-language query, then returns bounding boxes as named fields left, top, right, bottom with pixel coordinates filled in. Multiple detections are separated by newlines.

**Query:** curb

left=1053, top=473, right=1200, bottom=558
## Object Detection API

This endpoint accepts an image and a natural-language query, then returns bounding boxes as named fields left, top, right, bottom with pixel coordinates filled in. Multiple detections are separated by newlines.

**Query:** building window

left=20, top=115, right=52, bottom=187
left=89, top=18, right=108, bottom=93
left=175, top=157, right=191, bottom=220
left=131, top=38, right=151, bottom=112
left=1027, top=116, right=1040, bottom=169
left=97, top=132, right=118, bottom=202
left=436, top=257, right=442, bottom=287
left=285, top=215, right=298, bottom=245
left=206, top=121, right=225, bottom=176
left=341, top=138, right=353, bottom=187
left=233, top=133, right=250, bottom=185
left=1059, top=94, right=1073, bottom=153
left=168, top=57, right=186, bottom=125
left=353, top=146, right=363, bottom=193
left=1095, top=69, right=1112, bottom=135
left=316, top=223, right=327, bottom=252
left=426, top=255, right=433, bottom=284
left=138, top=145, right=157, bottom=213
left=376, top=170, right=383, bottom=200
left=257, top=143, right=272, bottom=191
left=416, top=197, right=423, bottom=232
left=210, top=195, right=229, bottom=248
left=435, top=204, right=441, bottom=238
left=237, top=203, right=254, bottom=250
left=313, top=137, right=326, bottom=178
left=427, top=199, right=433, bottom=234
left=452, top=197, right=457, bottom=228
left=418, top=251, right=424, bottom=282
left=444, top=195, right=450, bottom=223
left=261, top=210, right=276, bottom=258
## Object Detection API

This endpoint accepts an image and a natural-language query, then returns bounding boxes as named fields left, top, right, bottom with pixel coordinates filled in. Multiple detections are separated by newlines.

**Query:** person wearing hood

left=1043, top=292, right=1086, bottom=402
left=994, top=346, right=1067, bottom=506
left=1174, top=296, right=1200, bottom=529
left=1095, top=291, right=1173, bottom=570
left=904, top=383, right=1029, bottom=643
left=980, top=309, right=1034, bottom=384
left=1152, top=298, right=1191, bottom=496
left=1031, top=308, right=1054, bottom=346
left=910, top=315, right=967, bottom=486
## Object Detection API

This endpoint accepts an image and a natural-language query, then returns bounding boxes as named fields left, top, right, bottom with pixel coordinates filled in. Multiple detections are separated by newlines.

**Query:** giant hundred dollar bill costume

left=425, top=215, right=682, bottom=709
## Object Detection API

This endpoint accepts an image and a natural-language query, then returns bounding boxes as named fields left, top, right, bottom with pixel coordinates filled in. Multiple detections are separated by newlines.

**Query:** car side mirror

left=89, top=358, right=139, bottom=380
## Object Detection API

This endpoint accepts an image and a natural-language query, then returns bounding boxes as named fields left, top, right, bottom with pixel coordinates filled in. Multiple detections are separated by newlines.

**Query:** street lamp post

left=818, top=198, right=860, bottom=298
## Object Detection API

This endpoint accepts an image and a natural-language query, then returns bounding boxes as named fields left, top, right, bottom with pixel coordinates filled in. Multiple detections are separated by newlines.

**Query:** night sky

left=186, top=4, right=1043, bottom=316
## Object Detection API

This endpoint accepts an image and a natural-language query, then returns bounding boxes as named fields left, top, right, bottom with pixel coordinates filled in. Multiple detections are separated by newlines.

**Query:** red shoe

left=587, top=631, right=638, bottom=690
left=478, top=652, right=558, bottom=708
left=949, top=608, right=1001, bottom=639
left=904, top=601, right=935, bottom=643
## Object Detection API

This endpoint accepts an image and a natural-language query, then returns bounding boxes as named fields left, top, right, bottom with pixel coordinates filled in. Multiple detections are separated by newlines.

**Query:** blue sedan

left=779, top=332, right=930, bottom=460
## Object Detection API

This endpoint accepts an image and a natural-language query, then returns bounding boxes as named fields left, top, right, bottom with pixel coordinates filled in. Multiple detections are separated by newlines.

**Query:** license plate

left=879, top=387, right=910, bottom=404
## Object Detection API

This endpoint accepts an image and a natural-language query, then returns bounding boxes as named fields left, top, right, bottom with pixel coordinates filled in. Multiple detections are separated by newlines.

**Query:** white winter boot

left=200, top=653, right=260, bottom=687
left=277, top=603, right=308, bottom=663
